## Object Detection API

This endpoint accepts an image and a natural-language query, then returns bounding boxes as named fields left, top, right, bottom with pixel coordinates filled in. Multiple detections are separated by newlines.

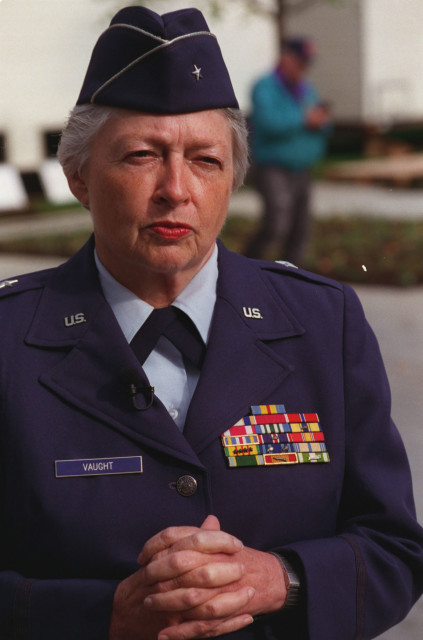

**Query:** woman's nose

left=154, top=156, right=190, bottom=207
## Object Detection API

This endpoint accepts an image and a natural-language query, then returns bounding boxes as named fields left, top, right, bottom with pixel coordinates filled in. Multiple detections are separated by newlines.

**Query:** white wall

left=288, top=0, right=423, bottom=126
left=0, top=0, right=275, bottom=171
left=362, top=0, right=423, bottom=123
left=0, top=0, right=103, bottom=169
left=287, top=0, right=363, bottom=121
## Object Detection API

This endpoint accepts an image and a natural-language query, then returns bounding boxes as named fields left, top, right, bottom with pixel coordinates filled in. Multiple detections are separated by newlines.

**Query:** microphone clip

left=129, top=382, right=155, bottom=411
left=119, top=368, right=155, bottom=411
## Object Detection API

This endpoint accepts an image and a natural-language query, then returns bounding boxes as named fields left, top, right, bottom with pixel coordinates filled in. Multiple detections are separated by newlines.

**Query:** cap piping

left=108, top=23, right=169, bottom=44
left=90, top=31, right=217, bottom=104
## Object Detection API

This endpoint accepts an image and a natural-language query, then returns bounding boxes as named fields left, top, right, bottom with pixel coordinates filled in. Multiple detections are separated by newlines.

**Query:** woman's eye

left=130, top=150, right=151, bottom=158
left=124, top=149, right=157, bottom=164
left=198, top=156, right=221, bottom=167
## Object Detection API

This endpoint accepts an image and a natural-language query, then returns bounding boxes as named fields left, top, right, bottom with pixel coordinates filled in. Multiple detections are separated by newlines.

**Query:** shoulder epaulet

left=0, top=267, right=54, bottom=299
left=261, top=259, right=343, bottom=291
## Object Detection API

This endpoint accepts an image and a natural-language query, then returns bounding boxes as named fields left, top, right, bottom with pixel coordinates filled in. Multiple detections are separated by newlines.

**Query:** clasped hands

left=109, top=515, right=287, bottom=640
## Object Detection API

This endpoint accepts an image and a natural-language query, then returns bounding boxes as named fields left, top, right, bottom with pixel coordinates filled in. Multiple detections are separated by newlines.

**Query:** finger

left=201, top=614, right=254, bottom=637
left=177, top=560, right=245, bottom=590
left=143, top=550, right=202, bottom=585
left=183, top=586, right=255, bottom=620
left=200, top=515, right=220, bottom=531
left=144, top=587, right=218, bottom=612
left=161, top=559, right=245, bottom=590
left=163, top=530, right=243, bottom=557
left=143, top=547, right=244, bottom=586
left=158, top=613, right=254, bottom=640
left=142, top=529, right=243, bottom=574
left=145, top=584, right=254, bottom=615
left=138, top=525, right=201, bottom=565
left=139, top=519, right=241, bottom=566
left=199, top=614, right=254, bottom=638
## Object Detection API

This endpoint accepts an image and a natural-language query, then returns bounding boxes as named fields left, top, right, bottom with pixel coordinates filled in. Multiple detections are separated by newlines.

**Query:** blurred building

left=288, top=0, right=423, bottom=156
left=0, top=0, right=275, bottom=206
left=1, top=0, right=423, bottom=206
left=289, top=0, right=423, bottom=126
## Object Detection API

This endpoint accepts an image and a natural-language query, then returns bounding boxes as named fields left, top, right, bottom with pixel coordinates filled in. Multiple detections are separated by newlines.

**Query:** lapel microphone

left=118, top=368, right=155, bottom=411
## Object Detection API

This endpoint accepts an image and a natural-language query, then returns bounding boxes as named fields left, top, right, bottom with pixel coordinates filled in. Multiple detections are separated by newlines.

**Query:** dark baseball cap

left=282, top=37, right=316, bottom=64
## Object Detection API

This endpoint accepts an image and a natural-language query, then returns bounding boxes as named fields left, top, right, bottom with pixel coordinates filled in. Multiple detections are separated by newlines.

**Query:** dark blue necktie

left=130, top=306, right=206, bottom=369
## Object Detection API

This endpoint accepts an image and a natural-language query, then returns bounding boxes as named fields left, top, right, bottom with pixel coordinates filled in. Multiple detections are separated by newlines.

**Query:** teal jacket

left=251, top=71, right=330, bottom=170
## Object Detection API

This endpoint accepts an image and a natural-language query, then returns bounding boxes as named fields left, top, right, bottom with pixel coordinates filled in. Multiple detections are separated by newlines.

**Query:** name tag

left=55, top=456, right=143, bottom=478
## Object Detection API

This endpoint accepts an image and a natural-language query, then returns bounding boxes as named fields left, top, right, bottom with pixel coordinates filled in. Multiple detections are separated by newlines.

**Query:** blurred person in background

left=245, top=38, right=331, bottom=265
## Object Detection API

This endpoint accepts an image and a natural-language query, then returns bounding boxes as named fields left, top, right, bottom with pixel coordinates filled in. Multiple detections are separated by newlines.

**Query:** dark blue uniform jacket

left=0, top=239, right=422, bottom=640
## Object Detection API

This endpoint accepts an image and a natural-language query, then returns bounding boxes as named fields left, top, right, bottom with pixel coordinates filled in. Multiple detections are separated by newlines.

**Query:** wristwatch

left=271, top=552, right=302, bottom=608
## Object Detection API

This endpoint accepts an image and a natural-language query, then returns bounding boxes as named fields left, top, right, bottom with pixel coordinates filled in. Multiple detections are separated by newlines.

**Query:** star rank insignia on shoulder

left=0, top=269, right=58, bottom=300
left=0, top=277, right=24, bottom=299
left=0, top=279, right=18, bottom=289
left=221, top=404, right=330, bottom=468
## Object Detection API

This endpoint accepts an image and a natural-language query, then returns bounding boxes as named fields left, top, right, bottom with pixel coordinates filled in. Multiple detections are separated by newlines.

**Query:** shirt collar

left=94, top=245, right=218, bottom=344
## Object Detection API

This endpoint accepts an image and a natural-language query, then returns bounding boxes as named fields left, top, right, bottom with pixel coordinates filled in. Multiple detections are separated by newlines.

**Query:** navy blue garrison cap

left=77, top=6, right=239, bottom=113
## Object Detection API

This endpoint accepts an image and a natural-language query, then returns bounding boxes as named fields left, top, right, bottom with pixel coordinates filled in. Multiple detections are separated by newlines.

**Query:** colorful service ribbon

left=221, top=404, right=330, bottom=467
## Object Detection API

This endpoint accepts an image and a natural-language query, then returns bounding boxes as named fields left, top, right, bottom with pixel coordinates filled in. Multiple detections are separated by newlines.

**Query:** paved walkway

left=230, top=181, right=423, bottom=220
left=0, top=209, right=92, bottom=240
left=326, top=152, right=423, bottom=184
left=354, top=286, right=423, bottom=639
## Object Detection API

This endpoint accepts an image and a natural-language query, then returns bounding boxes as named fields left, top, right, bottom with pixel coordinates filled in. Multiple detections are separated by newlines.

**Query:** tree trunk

left=276, top=0, right=286, bottom=43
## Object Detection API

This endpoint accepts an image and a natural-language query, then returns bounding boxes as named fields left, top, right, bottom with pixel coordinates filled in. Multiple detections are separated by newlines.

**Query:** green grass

left=221, top=216, right=423, bottom=287
left=304, top=217, right=423, bottom=286
left=1, top=214, right=423, bottom=286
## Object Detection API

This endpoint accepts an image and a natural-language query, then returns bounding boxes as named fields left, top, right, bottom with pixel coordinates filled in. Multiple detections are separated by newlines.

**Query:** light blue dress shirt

left=94, top=246, right=218, bottom=430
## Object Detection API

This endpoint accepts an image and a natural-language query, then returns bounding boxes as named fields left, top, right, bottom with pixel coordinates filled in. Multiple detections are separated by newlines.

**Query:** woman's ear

left=66, top=171, right=90, bottom=209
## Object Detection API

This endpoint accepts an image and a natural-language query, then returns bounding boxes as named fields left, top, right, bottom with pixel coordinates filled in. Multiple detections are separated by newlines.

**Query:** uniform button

left=176, top=475, right=198, bottom=497
left=169, top=408, right=179, bottom=420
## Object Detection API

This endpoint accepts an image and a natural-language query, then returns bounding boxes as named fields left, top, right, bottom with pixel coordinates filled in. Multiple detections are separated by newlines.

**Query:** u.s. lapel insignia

left=64, top=312, right=86, bottom=327
left=221, top=404, right=330, bottom=468
left=243, top=307, right=263, bottom=319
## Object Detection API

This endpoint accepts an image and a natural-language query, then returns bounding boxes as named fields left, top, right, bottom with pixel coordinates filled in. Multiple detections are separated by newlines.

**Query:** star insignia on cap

left=192, top=64, right=203, bottom=81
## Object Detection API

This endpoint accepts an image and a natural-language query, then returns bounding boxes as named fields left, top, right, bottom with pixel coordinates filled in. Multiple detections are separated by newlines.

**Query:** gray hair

left=58, top=104, right=249, bottom=191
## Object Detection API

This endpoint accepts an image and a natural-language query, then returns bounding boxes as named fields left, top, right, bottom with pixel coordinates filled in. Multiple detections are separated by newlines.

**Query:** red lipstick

left=149, top=221, right=192, bottom=239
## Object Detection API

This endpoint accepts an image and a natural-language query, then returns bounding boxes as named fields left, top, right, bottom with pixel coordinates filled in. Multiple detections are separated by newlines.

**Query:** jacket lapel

left=25, top=239, right=203, bottom=467
left=183, top=244, right=305, bottom=453
left=25, top=239, right=305, bottom=462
